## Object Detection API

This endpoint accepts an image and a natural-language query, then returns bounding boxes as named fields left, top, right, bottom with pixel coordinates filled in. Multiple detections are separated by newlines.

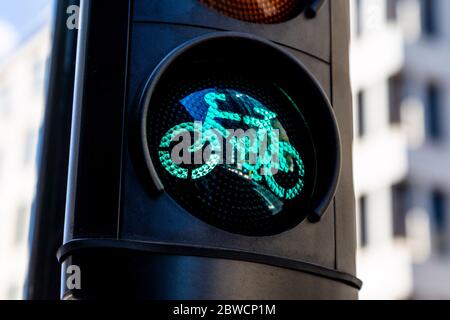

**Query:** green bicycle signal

left=158, top=90, right=305, bottom=200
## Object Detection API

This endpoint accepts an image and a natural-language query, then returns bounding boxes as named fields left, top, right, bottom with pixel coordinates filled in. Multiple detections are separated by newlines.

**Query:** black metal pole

left=26, top=0, right=79, bottom=300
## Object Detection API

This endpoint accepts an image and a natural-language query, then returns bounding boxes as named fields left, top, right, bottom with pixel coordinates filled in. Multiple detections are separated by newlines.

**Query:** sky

left=0, top=0, right=53, bottom=58
left=0, top=0, right=52, bottom=34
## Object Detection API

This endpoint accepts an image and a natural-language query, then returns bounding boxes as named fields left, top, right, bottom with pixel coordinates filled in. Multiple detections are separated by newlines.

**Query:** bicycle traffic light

left=59, top=0, right=361, bottom=299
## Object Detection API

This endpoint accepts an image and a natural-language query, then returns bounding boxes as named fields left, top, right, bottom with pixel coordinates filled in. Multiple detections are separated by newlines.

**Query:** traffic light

left=59, top=0, right=361, bottom=299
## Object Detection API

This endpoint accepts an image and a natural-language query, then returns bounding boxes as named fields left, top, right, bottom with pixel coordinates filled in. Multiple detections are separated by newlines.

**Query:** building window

left=359, top=195, right=369, bottom=248
left=357, top=90, right=366, bottom=137
left=8, top=285, right=20, bottom=300
left=392, top=182, right=408, bottom=238
left=23, top=128, right=36, bottom=166
left=14, top=205, right=29, bottom=246
left=355, top=0, right=363, bottom=37
left=43, top=57, right=50, bottom=94
left=431, top=190, right=446, bottom=231
left=388, top=74, right=403, bottom=124
left=422, top=0, right=438, bottom=37
left=33, top=60, right=44, bottom=93
left=0, top=152, right=3, bottom=181
left=425, top=83, right=443, bottom=141
left=386, top=0, right=398, bottom=22
left=0, top=85, right=11, bottom=117
left=431, top=190, right=447, bottom=253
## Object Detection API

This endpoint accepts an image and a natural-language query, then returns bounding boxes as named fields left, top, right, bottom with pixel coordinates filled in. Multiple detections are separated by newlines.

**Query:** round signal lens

left=139, top=34, right=340, bottom=236
left=146, top=76, right=315, bottom=236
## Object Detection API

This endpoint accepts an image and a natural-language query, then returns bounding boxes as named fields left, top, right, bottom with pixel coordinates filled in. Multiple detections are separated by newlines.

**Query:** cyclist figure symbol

left=157, top=90, right=305, bottom=200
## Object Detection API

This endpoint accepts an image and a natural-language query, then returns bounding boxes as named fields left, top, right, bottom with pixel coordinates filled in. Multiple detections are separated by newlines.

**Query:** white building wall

left=399, top=0, right=450, bottom=299
left=351, top=0, right=412, bottom=300
left=0, top=26, right=50, bottom=300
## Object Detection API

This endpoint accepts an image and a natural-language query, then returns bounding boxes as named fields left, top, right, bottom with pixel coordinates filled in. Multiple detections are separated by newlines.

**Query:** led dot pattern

left=200, top=0, right=304, bottom=24
left=145, top=63, right=317, bottom=236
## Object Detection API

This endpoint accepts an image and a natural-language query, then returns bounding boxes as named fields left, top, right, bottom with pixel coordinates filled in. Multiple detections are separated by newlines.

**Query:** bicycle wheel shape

left=264, top=141, right=305, bottom=200
left=158, top=122, right=222, bottom=180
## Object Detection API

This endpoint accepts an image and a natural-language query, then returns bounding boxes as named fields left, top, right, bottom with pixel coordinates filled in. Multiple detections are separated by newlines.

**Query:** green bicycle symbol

left=158, top=90, right=305, bottom=200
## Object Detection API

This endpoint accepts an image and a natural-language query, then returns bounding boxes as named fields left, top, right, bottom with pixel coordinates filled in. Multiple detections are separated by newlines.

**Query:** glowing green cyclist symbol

left=158, top=91, right=305, bottom=200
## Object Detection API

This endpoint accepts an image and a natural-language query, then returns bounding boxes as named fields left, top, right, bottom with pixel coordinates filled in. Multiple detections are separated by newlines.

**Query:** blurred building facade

left=352, top=0, right=450, bottom=300
left=397, top=0, right=450, bottom=299
left=0, top=24, right=51, bottom=299
left=350, top=0, right=412, bottom=300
